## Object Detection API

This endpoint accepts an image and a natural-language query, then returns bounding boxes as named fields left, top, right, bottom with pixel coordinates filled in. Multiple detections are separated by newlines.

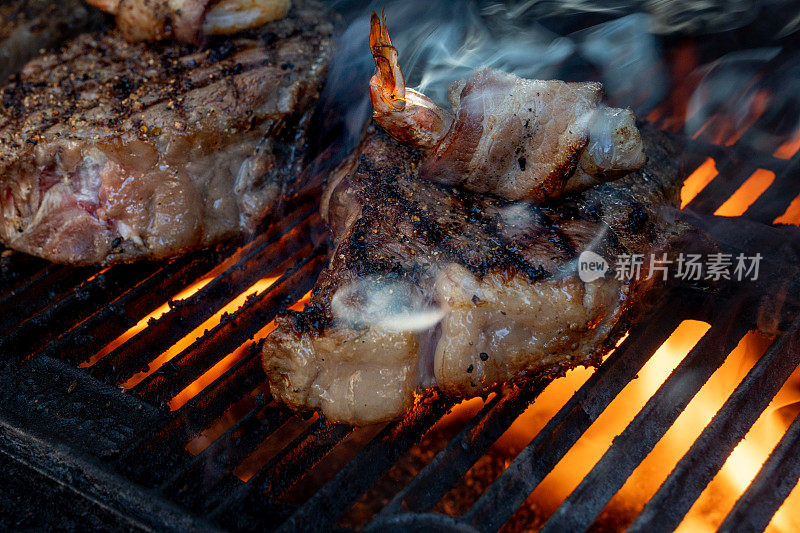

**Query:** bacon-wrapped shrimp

left=369, top=12, right=452, bottom=153
left=368, top=12, right=646, bottom=203
left=86, top=0, right=290, bottom=43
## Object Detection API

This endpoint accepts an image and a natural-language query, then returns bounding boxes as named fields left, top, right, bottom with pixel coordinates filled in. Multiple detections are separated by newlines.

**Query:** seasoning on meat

left=0, top=0, right=107, bottom=82
left=0, top=0, right=332, bottom=264
left=262, top=123, right=690, bottom=425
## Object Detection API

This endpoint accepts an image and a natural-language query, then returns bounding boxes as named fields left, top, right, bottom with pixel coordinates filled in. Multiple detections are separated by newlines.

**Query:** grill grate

left=2, top=19, right=800, bottom=533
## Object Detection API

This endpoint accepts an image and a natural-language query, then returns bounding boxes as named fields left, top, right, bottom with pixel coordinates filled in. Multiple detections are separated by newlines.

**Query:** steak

left=0, top=0, right=107, bottom=82
left=263, top=123, right=691, bottom=425
left=0, top=0, right=333, bottom=264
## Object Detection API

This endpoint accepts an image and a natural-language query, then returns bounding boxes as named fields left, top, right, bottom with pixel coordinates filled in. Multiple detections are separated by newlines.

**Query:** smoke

left=310, top=0, right=669, bottom=177
left=324, top=0, right=668, bottom=108
left=306, top=0, right=800, bottom=186
left=331, top=276, right=445, bottom=332
left=682, top=46, right=800, bottom=151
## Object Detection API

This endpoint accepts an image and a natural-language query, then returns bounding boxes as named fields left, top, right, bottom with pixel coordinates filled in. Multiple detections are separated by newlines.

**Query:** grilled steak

left=263, top=123, right=690, bottom=425
left=0, top=0, right=333, bottom=264
left=0, top=0, right=107, bottom=82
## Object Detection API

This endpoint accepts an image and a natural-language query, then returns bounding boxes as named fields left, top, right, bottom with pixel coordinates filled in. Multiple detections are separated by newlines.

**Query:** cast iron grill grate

left=1, top=21, right=800, bottom=533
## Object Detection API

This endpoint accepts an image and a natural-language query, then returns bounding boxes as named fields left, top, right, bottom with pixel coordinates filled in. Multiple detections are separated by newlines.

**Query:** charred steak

left=262, top=124, right=689, bottom=425
left=0, top=0, right=107, bottom=82
left=0, top=0, right=332, bottom=264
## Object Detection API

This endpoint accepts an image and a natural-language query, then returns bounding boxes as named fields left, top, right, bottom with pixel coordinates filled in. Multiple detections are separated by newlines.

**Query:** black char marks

left=0, top=0, right=335, bottom=265
left=262, top=123, right=690, bottom=425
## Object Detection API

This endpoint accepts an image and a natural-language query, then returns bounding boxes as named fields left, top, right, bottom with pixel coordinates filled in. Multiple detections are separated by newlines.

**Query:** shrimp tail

left=370, top=11, right=407, bottom=112
left=368, top=11, right=452, bottom=153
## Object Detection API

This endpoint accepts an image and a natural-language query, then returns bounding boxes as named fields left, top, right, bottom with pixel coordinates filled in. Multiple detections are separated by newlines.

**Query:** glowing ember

left=480, top=319, right=800, bottom=531
left=185, top=385, right=270, bottom=456
left=680, top=345, right=800, bottom=532
left=234, top=413, right=320, bottom=482
left=606, top=331, right=771, bottom=527
left=493, top=334, right=629, bottom=453
left=433, top=396, right=491, bottom=432
left=121, top=274, right=283, bottom=389
left=681, top=158, right=718, bottom=208
left=773, top=127, right=800, bottom=160
left=82, top=274, right=215, bottom=368
left=774, top=194, right=800, bottom=226
left=84, top=239, right=269, bottom=368
left=513, top=320, right=710, bottom=517
left=182, top=291, right=312, bottom=464
left=170, top=291, right=313, bottom=411
left=714, top=168, right=776, bottom=217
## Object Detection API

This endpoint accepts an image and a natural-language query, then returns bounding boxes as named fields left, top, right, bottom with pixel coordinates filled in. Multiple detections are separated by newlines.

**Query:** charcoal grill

left=2, top=5, right=800, bottom=532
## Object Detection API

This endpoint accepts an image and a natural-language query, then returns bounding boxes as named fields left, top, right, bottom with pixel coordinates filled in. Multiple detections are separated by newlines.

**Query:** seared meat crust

left=263, top=123, right=687, bottom=425
left=0, top=0, right=107, bottom=82
left=0, top=0, right=332, bottom=264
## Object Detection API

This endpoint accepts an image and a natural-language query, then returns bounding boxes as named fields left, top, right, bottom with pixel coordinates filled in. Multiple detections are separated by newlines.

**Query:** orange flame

left=84, top=240, right=267, bottom=369
left=773, top=127, right=800, bottom=160
left=773, top=194, right=800, bottom=226
left=678, top=343, right=800, bottom=532
left=504, top=321, right=710, bottom=514
left=82, top=275, right=216, bottom=368
left=490, top=318, right=800, bottom=531
left=180, top=291, right=312, bottom=464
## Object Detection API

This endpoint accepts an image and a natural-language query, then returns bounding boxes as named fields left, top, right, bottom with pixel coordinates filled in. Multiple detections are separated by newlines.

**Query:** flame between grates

left=1, top=28, right=800, bottom=533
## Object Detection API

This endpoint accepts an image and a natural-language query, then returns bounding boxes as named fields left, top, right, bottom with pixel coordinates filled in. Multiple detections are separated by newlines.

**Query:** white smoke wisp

left=684, top=47, right=782, bottom=141
left=330, top=277, right=446, bottom=333
left=317, top=0, right=670, bottom=165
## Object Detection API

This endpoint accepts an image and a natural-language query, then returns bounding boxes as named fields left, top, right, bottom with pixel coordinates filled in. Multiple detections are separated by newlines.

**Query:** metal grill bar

left=116, top=350, right=271, bottom=488
left=718, top=410, right=800, bottom=532
left=89, top=213, right=318, bottom=385
left=38, top=249, right=229, bottom=366
left=744, top=155, right=800, bottom=223
left=0, top=252, right=47, bottom=295
left=461, top=303, right=685, bottom=532
left=628, top=315, right=800, bottom=532
left=210, top=418, right=355, bottom=529
left=132, top=248, right=323, bottom=405
left=0, top=262, right=57, bottom=313
left=276, top=395, right=454, bottom=532
left=541, top=305, right=748, bottom=531
left=0, top=413, right=219, bottom=533
left=375, top=382, right=547, bottom=520
left=0, top=263, right=160, bottom=361
left=1, top=25, right=799, bottom=533
left=685, top=156, right=755, bottom=214
left=0, top=264, right=97, bottom=334
left=162, top=402, right=292, bottom=512
left=174, top=348, right=271, bottom=434
left=684, top=137, right=787, bottom=176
